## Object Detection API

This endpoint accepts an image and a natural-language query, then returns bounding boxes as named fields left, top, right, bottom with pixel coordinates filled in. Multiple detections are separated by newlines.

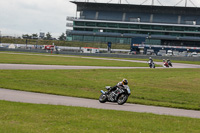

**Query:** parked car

left=191, top=52, right=199, bottom=57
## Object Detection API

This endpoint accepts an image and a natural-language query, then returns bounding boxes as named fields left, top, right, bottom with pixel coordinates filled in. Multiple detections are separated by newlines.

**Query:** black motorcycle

left=148, top=61, right=155, bottom=68
left=168, top=61, right=173, bottom=67
left=99, top=85, right=131, bottom=105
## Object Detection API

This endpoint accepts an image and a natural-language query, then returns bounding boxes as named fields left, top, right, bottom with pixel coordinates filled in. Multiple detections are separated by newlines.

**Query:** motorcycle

left=163, top=61, right=169, bottom=67
left=99, top=85, right=131, bottom=105
left=148, top=61, right=155, bottom=68
left=168, top=61, right=173, bottom=67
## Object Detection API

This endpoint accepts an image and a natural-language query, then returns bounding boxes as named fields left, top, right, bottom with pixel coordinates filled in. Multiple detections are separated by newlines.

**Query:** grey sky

left=0, top=0, right=200, bottom=38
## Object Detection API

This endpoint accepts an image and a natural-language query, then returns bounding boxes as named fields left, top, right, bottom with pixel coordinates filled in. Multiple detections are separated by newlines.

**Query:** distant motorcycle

left=148, top=61, right=155, bottom=68
left=167, top=60, right=173, bottom=67
left=168, top=62, right=173, bottom=67
left=99, top=85, right=131, bottom=105
left=163, top=61, right=169, bottom=67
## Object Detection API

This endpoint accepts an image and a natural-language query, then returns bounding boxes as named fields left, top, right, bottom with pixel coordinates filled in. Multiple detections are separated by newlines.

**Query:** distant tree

left=32, top=33, right=38, bottom=39
left=44, top=32, right=52, bottom=40
left=22, top=34, right=32, bottom=39
left=58, top=33, right=66, bottom=41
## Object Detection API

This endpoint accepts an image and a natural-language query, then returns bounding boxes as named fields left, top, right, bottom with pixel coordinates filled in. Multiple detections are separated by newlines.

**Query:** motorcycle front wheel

left=117, top=94, right=128, bottom=105
left=99, top=94, right=107, bottom=103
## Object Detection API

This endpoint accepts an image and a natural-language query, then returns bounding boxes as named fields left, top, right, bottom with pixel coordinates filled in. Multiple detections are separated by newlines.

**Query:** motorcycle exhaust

left=100, top=90, right=105, bottom=94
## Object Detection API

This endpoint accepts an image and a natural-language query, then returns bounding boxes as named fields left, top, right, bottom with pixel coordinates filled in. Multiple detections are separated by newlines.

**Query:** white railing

left=66, top=23, right=73, bottom=27
left=66, top=16, right=78, bottom=21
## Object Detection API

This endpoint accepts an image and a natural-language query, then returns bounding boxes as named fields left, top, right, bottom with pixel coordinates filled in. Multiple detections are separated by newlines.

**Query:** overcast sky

left=1, top=0, right=200, bottom=38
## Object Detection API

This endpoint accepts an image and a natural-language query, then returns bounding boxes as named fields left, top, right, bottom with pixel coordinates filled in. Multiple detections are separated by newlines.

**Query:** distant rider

left=163, top=59, right=169, bottom=67
left=148, top=57, right=155, bottom=68
left=148, top=57, right=154, bottom=64
left=167, top=59, right=172, bottom=67
left=163, top=59, right=166, bottom=63
left=109, top=79, right=128, bottom=92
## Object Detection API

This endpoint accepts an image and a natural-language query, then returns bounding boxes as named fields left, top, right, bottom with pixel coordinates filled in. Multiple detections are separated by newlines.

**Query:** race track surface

left=0, top=88, right=200, bottom=119
left=0, top=62, right=200, bottom=70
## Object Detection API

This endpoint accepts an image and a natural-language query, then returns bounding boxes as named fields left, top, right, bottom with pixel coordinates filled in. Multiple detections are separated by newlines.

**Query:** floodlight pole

left=185, top=0, right=187, bottom=7
left=152, top=0, right=154, bottom=5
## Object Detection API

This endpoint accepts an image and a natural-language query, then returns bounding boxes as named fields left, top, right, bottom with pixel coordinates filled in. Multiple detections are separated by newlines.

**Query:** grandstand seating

left=82, top=10, right=96, bottom=19
left=98, top=11, right=123, bottom=21
left=153, top=14, right=178, bottom=24
left=125, top=13, right=150, bottom=22
left=81, top=10, right=200, bottom=25
left=180, top=15, right=200, bottom=25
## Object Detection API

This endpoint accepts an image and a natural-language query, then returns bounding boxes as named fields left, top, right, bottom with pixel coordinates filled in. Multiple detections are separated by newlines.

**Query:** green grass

left=0, top=69, right=200, bottom=110
left=1, top=51, right=200, bottom=66
left=0, top=52, right=150, bottom=67
left=0, top=100, right=200, bottom=133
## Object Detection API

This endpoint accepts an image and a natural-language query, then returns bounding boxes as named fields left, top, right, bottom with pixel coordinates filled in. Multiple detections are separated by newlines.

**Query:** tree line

left=22, top=32, right=66, bottom=41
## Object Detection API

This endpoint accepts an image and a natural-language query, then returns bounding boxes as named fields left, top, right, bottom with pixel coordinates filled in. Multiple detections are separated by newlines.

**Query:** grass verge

left=0, top=52, right=150, bottom=67
left=1, top=51, right=200, bottom=65
left=0, top=100, right=200, bottom=133
left=0, top=69, right=200, bottom=110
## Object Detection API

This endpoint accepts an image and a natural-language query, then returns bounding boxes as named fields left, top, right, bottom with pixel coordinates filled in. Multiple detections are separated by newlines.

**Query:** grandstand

left=66, top=1, right=200, bottom=53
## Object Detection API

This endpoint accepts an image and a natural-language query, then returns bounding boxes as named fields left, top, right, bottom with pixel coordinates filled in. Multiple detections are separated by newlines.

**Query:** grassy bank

left=0, top=69, right=200, bottom=110
left=0, top=100, right=200, bottom=133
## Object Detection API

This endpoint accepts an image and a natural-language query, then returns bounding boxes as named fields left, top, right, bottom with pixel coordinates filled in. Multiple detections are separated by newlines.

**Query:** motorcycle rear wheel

left=99, top=94, right=107, bottom=103
left=117, top=94, right=128, bottom=105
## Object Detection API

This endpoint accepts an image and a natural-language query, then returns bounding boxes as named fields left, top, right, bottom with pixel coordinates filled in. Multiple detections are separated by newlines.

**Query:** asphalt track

left=0, top=88, right=200, bottom=119
left=0, top=53, right=200, bottom=118
left=0, top=62, right=200, bottom=70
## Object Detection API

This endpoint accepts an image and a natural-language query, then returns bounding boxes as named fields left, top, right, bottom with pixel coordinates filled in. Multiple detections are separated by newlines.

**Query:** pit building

left=66, top=1, right=200, bottom=53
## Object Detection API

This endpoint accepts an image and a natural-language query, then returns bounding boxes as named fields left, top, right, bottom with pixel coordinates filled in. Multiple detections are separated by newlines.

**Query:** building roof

left=71, top=1, right=200, bottom=15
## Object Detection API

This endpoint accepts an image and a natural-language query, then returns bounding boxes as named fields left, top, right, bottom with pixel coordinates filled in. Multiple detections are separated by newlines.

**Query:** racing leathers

left=109, top=81, right=124, bottom=92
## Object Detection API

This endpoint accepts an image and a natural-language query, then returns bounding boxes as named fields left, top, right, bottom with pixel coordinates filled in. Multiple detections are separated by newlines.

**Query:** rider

left=167, top=59, right=171, bottom=64
left=167, top=59, right=172, bottom=67
left=148, top=57, right=155, bottom=68
left=149, top=57, right=154, bottom=64
left=163, top=59, right=166, bottom=63
left=109, top=79, right=128, bottom=92
left=163, top=59, right=170, bottom=67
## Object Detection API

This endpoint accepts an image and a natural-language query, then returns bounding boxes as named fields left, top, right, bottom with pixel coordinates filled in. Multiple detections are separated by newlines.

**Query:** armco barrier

left=0, top=47, right=200, bottom=61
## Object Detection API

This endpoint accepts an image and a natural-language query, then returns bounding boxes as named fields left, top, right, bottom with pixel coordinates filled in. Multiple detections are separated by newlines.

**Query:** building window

left=74, top=22, right=85, bottom=26
left=119, top=24, right=129, bottom=28
left=85, top=22, right=96, bottom=26
left=97, top=23, right=107, bottom=27
left=107, top=23, right=118, bottom=28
